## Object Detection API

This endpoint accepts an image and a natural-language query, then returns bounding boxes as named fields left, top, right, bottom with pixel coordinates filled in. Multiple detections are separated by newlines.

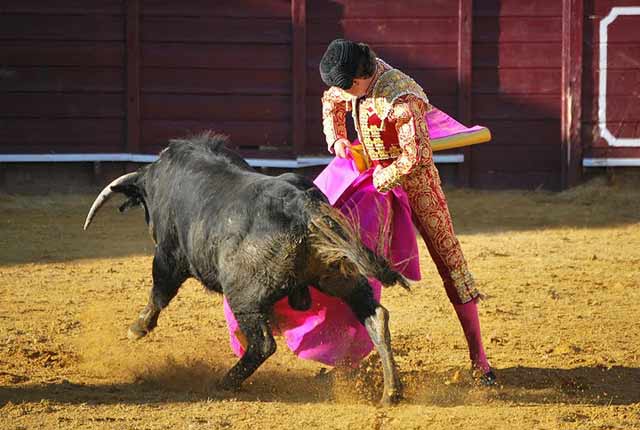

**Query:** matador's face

left=342, top=78, right=369, bottom=98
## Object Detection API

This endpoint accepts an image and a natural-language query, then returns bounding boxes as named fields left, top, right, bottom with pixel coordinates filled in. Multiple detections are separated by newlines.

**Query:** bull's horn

left=83, top=172, right=138, bottom=230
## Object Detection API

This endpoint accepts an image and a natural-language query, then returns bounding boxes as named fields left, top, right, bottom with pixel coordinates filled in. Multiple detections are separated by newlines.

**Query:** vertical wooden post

left=126, top=0, right=141, bottom=155
left=457, top=0, right=473, bottom=187
left=291, top=0, right=307, bottom=155
left=561, top=0, right=584, bottom=189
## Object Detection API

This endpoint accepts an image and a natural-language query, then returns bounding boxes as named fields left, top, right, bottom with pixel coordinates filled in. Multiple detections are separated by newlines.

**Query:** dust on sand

left=0, top=174, right=639, bottom=429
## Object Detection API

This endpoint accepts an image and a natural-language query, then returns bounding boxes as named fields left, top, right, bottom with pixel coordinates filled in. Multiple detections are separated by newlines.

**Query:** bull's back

left=145, top=159, right=315, bottom=251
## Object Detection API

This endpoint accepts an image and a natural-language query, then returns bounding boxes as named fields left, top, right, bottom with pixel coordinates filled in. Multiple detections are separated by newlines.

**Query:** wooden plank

left=473, top=95, right=561, bottom=120
left=303, top=127, right=328, bottom=155
left=307, top=67, right=458, bottom=96
left=141, top=120, right=291, bottom=151
left=474, top=0, right=561, bottom=17
left=0, top=67, right=124, bottom=93
left=470, top=169, right=560, bottom=190
left=458, top=0, right=472, bottom=187
left=291, top=0, right=307, bottom=155
left=308, top=18, right=458, bottom=44
left=585, top=44, right=640, bottom=70
left=472, top=144, right=561, bottom=172
left=0, top=41, right=124, bottom=66
left=142, top=44, right=291, bottom=69
left=307, top=44, right=458, bottom=69
left=126, top=0, right=141, bottom=154
left=141, top=0, right=291, bottom=18
left=582, top=96, right=640, bottom=122
left=480, top=120, right=561, bottom=146
left=587, top=15, right=640, bottom=43
left=590, top=0, right=640, bottom=16
left=561, top=0, right=584, bottom=189
left=0, top=119, right=124, bottom=152
left=142, top=68, right=291, bottom=95
left=0, top=14, right=124, bottom=41
left=1, top=0, right=124, bottom=15
left=473, top=43, right=562, bottom=68
left=0, top=94, right=123, bottom=118
left=583, top=121, right=640, bottom=142
left=472, top=69, right=561, bottom=94
left=473, top=17, right=562, bottom=42
left=584, top=146, right=640, bottom=158
left=142, top=17, right=291, bottom=43
left=582, top=69, right=640, bottom=97
left=307, top=0, right=458, bottom=18
left=142, top=95, right=291, bottom=121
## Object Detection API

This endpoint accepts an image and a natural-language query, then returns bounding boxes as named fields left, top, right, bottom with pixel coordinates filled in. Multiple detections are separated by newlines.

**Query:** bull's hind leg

left=219, top=304, right=276, bottom=390
left=320, top=276, right=403, bottom=406
left=128, top=250, right=187, bottom=340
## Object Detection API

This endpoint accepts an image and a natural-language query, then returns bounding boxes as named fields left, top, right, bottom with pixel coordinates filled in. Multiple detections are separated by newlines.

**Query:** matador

left=319, top=39, right=496, bottom=384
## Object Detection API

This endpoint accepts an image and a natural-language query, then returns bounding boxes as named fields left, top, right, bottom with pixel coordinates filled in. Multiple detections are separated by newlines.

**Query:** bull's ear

left=118, top=197, right=140, bottom=213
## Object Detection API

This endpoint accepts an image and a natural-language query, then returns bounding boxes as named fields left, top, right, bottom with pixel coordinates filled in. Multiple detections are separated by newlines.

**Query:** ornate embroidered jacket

left=321, top=59, right=479, bottom=303
left=321, top=60, right=434, bottom=192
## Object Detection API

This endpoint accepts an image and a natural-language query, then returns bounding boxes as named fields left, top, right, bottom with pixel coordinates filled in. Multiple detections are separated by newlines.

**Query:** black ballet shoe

left=472, top=366, right=497, bottom=386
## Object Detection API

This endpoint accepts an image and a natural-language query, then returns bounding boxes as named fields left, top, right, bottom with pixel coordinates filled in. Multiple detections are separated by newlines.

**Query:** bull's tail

left=83, top=171, right=147, bottom=230
left=308, top=203, right=410, bottom=290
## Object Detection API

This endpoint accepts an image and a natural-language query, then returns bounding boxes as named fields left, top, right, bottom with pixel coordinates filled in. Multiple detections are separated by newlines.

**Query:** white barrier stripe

left=583, top=158, right=640, bottom=167
left=0, top=153, right=465, bottom=166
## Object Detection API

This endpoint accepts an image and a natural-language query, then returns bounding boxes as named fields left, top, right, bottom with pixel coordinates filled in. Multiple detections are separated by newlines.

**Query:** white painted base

left=583, top=158, right=640, bottom=167
left=0, top=153, right=464, bottom=167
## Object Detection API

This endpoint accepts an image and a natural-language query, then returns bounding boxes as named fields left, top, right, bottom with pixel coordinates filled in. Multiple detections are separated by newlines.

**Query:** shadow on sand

left=1, top=365, right=638, bottom=407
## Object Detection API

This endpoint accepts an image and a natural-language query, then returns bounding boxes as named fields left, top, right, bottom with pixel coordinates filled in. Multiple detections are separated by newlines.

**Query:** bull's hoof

left=127, top=321, right=150, bottom=340
left=378, top=389, right=403, bottom=407
left=218, top=377, right=241, bottom=392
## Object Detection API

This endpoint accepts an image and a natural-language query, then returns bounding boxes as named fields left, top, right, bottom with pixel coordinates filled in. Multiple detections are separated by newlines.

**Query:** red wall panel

left=470, top=1, right=563, bottom=189
left=582, top=1, right=640, bottom=158
left=0, top=1, right=126, bottom=154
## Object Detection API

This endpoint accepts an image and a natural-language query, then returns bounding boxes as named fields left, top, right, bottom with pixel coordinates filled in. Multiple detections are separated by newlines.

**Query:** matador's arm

left=321, top=87, right=351, bottom=153
left=373, top=95, right=431, bottom=192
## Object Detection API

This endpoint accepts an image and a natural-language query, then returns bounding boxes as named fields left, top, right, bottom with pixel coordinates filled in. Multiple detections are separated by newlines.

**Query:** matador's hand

left=373, top=165, right=385, bottom=192
left=332, top=138, right=352, bottom=159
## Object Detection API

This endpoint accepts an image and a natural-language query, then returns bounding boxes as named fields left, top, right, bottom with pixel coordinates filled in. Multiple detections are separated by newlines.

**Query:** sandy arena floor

left=0, top=174, right=639, bottom=429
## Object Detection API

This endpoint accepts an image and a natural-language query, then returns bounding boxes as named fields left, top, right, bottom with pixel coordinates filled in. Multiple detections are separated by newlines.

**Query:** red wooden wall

left=2, top=0, right=639, bottom=189
left=138, top=0, right=294, bottom=158
left=582, top=0, right=640, bottom=161
left=472, top=1, right=564, bottom=188
left=0, top=0, right=127, bottom=153
left=304, top=0, right=460, bottom=155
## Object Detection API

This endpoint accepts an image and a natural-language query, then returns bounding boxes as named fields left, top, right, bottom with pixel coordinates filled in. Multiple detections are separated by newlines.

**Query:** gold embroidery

left=450, top=268, right=479, bottom=304
left=321, top=87, right=351, bottom=149
left=357, top=98, right=400, bottom=161
left=371, top=69, right=429, bottom=124
left=403, top=164, right=480, bottom=303
left=373, top=163, right=401, bottom=192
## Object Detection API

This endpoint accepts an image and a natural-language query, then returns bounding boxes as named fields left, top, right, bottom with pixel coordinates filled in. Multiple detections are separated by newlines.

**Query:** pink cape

left=223, top=156, right=421, bottom=366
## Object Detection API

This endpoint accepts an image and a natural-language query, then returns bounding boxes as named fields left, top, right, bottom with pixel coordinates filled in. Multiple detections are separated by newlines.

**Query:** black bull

left=83, top=133, right=409, bottom=405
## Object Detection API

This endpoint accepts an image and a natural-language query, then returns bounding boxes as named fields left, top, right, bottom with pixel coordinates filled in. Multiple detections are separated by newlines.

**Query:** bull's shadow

left=1, top=365, right=638, bottom=407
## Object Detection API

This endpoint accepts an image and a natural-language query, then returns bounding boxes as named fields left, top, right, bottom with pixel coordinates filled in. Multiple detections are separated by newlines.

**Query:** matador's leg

left=402, top=164, right=495, bottom=383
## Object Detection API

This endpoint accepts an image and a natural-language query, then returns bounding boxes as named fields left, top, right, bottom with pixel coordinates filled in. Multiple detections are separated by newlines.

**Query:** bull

left=83, top=132, right=408, bottom=405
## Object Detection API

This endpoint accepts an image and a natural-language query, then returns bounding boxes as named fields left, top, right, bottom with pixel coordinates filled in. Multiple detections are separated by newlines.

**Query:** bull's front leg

left=345, top=280, right=403, bottom=406
left=220, top=311, right=276, bottom=390
left=364, top=304, right=403, bottom=405
left=128, top=250, right=187, bottom=340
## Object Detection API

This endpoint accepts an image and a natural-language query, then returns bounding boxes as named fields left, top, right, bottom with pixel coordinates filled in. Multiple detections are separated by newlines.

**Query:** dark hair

left=354, top=43, right=377, bottom=78
left=319, top=39, right=377, bottom=89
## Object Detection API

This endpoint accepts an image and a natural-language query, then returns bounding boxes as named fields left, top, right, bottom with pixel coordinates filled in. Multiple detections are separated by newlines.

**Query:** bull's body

left=84, top=133, right=406, bottom=404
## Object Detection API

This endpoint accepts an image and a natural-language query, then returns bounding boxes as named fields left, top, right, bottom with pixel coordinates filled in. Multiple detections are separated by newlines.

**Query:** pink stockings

left=453, top=299, right=491, bottom=373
